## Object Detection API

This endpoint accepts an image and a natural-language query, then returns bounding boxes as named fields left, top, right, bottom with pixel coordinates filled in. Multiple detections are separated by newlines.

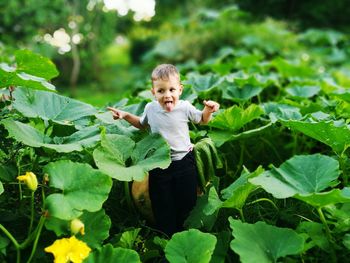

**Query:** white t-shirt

left=140, top=100, right=203, bottom=160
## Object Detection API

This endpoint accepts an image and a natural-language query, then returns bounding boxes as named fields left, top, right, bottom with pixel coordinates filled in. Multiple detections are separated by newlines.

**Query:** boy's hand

left=203, top=100, right=220, bottom=113
left=107, top=107, right=127, bottom=120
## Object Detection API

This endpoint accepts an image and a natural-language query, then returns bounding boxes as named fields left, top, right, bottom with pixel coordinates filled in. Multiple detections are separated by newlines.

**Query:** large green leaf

left=15, top=49, right=59, bottom=80
left=262, top=102, right=302, bottom=123
left=184, top=193, right=218, bottom=231
left=93, top=133, right=171, bottom=181
left=85, top=244, right=141, bottom=263
left=13, top=88, right=97, bottom=125
left=221, top=166, right=263, bottom=210
left=208, top=104, right=264, bottom=131
left=271, top=57, right=315, bottom=78
left=78, top=210, right=111, bottom=249
left=281, top=119, right=350, bottom=154
left=208, top=122, right=272, bottom=147
left=44, top=160, right=112, bottom=220
left=44, top=209, right=111, bottom=249
left=0, top=50, right=58, bottom=91
left=250, top=154, right=339, bottom=199
left=249, top=154, right=350, bottom=208
left=220, top=81, right=262, bottom=102
left=295, top=188, right=350, bottom=207
left=1, top=119, right=98, bottom=153
left=229, top=219, right=304, bottom=263
left=185, top=73, right=222, bottom=96
left=0, top=181, right=3, bottom=195
left=165, top=229, right=217, bottom=263
left=285, top=85, right=320, bottom=98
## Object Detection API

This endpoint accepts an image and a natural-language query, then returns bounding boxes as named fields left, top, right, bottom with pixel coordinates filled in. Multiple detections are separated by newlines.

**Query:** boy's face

left=152, top=74, right=183, bottom=112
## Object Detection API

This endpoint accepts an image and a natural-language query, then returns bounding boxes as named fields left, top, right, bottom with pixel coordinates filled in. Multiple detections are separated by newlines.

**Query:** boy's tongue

left=165, top=101, right=173, bottom=112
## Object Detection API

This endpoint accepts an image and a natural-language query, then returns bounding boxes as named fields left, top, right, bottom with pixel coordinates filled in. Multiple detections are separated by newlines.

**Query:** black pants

left=149, top=151, right=198, bottom=237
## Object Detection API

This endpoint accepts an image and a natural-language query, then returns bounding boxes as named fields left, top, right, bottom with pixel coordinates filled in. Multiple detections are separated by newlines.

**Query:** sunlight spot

left=103, top=0, right=156, bottom=21
left=301, top=53, right=310, bottom=62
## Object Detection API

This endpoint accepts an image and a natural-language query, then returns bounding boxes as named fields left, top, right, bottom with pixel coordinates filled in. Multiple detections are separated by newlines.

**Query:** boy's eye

left=158, top=90, right=164, bottom=93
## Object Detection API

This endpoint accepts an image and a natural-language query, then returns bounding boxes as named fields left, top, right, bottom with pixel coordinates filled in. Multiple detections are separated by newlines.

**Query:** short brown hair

left=151, top=64, right=180, bottom=84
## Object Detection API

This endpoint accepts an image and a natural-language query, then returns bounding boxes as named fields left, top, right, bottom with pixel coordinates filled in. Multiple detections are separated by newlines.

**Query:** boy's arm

left=201, top=100, right=220, bottom=125
left=107, top=107, right=146, bottom=130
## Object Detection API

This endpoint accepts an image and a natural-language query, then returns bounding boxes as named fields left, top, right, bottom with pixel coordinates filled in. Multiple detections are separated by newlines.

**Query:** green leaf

left=203, top=187, right=223, bottom=215
left=93, top=133, right=171, bottom=181
left=184, top=193, right=218, bottom=231
left=262, top=102, right=302, bottom=123
left=0, top=182, right=3, bottom=195
left=209, top=104, right=264, bottom=131
left=221, top=166, right=263, bottom=210
left=85, top=244, right=141, bottom=263
left=271, top=57, right=315, bottom=78
left=113, top=228, right=141, bottom=249
left=296, top=221, right=329, bottom=251
left=229, top=219, right=304, bottom=263
left=78, top=210, right=111, bottom=249
left=44, top=160, right=112, bottom=220
left=44, top=217, right=69, bottom=236
left=194, top=138, right=223, bottom=188
left=13, top=88, right=97, bottom=126
left=1, top=119, right=90, bottom=153
left=208, top=123, right=272, bottom=147
left=15, top=49, right=59, bottom=80
left=185, top=73, right=222, bottom=96
left=165, top=229, right=217, bottom=263
left=44, top=209, right=111, bottom=248
left=295, top=188, right=350, bottom=207
left=344, top=234, right=350, bottom=250
left=0, top=64, right=56, bottom=91
left=210, top=231, right=231, bottom=263
left=285, top=85, right=320, bottom=98
left=221, top=81, right=263, bottom=102
left=281, top=120, right=350, bottom=154
left=250, top=154, right=339, bottom=199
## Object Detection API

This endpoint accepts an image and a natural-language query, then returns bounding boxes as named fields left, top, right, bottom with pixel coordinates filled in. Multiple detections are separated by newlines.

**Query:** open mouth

left=164, top=101, right=173, bottom=111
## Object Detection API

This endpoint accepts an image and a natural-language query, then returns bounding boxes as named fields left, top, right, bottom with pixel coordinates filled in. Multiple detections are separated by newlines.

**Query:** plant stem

left=317, top=207, right=336, bottom=262
left=247, top=198, right=279, bottom=211
left=339, top=154, right=348, bottom=186
left=28, top=191, right=35, bottom=235
left=238, top=208, right=245, bottom=222
left=0, top=223, right=20, bottom=263
left=26, top=216, right=46, bottom=263
left=233, top=142, right=245, bottom=178
left=317, top=207, right=332, bottom=241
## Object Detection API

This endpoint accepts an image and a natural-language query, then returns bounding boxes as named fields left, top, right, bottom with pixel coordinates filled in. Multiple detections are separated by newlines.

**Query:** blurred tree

left=0, top=0, right=117, bottom=94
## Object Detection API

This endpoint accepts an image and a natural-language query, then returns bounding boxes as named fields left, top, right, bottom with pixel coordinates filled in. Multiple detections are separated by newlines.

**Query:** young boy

left=108, top=64, right=219, bottom=237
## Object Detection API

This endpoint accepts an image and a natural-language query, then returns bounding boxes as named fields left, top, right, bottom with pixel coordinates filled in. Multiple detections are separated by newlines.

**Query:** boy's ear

left=179, top=84, right=183, bottom=94
left=151, top=88, right=155, bottom=95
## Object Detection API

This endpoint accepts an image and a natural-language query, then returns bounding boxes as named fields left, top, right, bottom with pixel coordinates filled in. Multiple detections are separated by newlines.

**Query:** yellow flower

left=17, top=172, right=38, bottom=191
left=70, top=218, right=85, bottom=235
left=45, top=236, right=91, bottom=263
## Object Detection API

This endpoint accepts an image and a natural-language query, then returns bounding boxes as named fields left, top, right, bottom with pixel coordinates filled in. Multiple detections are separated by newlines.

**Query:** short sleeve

left=139, top=103, right=150, bottom=126
left=186, top=101, right=202, bottom=124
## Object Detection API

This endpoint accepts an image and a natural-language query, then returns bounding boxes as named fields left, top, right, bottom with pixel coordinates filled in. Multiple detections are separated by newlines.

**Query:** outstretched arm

left=107, top=107, right=146, bottom=130
left=201, top=100, right=220, bottom=125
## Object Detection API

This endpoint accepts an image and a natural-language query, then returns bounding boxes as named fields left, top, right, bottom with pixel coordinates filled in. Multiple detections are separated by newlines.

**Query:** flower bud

left=70, top=218, right=85, bottom=235
left=17, top=172, right=38, bottom=191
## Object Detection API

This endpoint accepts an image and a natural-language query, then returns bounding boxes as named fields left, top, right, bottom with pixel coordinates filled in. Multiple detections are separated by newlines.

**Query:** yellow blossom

left=17, top=172, right=38, bottom=191
left=70, top=218, right=85, bottom=235
left=45, top=236, right=91, bottom=263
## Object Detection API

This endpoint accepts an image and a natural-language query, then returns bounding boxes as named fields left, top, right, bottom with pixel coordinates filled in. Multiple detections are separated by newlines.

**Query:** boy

left=108, top=64, right=219, bottom=237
